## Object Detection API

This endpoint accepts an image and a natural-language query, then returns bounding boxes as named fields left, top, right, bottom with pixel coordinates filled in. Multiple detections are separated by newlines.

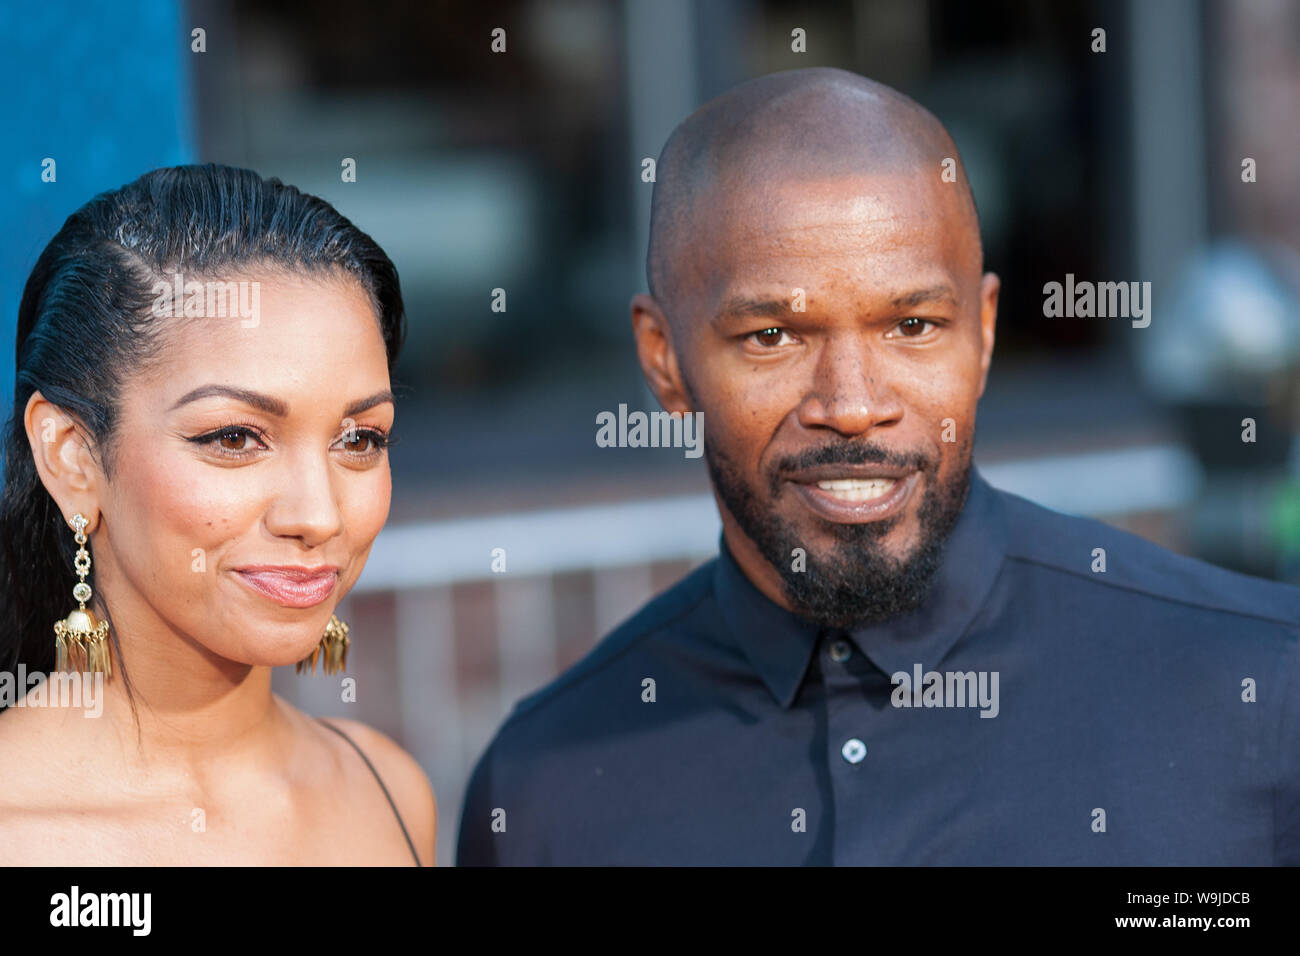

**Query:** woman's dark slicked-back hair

left=0, top=164, right=406, bottom=706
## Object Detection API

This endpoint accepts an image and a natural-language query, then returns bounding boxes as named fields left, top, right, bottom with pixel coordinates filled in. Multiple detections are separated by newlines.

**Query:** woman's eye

left=339, top=429, right=391, bottom=456
left=191, top=424, right=391, bottom=460
left=894, top=317, right=935, bottom=337
left=218, top=430, right=247, bottom=451
left=207, top=426, right=264, bottom=454
left=746, top=327, right=794, bottom=348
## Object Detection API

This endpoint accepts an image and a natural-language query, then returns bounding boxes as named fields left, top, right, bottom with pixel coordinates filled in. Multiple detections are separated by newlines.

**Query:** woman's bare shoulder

left=0, top=704, right=71, bottom=796
left=0, top=707, right=100, bottom=863
left=313, top=715, right=438, bottom=865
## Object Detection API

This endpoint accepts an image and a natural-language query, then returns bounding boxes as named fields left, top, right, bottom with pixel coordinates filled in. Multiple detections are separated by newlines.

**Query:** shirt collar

left=714, top=465, right=1008, bottom=709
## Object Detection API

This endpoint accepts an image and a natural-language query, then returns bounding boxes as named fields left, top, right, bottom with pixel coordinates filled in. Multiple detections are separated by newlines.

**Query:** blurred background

left=3, top=0, right=1298, bottom=865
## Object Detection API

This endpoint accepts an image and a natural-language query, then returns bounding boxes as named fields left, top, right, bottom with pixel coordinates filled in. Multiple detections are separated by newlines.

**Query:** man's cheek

left=920, top=391, right=968, bottom=440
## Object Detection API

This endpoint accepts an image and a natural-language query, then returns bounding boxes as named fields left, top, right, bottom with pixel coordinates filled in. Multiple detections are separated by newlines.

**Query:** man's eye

left=894, top=317, right=934, bottom=337
left=746, top=327, right=794, bottom=348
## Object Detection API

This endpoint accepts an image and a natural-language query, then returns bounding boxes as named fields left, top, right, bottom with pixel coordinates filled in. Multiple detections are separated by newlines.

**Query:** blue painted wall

left=0, top=0, right=195, bottom=437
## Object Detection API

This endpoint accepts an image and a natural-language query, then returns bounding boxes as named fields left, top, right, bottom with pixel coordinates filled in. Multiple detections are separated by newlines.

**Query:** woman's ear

left=24, top=390, right=102, bottom=529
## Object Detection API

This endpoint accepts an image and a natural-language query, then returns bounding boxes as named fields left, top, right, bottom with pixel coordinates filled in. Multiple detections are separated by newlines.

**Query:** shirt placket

left=819, top=627, right=883, bottom=865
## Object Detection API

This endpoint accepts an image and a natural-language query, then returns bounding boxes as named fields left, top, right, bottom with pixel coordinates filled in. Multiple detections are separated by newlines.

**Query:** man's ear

left=630, top=293, right=694, bottom=414
left=976, top=272, right=1000, bottom=399
left=24, top=390, right=103, bottom=529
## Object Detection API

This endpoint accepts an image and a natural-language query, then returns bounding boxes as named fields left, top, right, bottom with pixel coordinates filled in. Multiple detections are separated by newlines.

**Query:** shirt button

left=828, top=639, right=852, bottom=663
left=841, top=738, right=867, bottom=764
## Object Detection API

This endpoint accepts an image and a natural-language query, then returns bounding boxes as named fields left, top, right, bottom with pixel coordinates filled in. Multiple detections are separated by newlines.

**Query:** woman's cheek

left=138, top=463, right=261, bottom=570
left=351, top=466, right=392, bottom=538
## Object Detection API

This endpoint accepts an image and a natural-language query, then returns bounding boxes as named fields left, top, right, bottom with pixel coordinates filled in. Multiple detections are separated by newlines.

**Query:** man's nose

left=795, top=338, right=904, bottom=436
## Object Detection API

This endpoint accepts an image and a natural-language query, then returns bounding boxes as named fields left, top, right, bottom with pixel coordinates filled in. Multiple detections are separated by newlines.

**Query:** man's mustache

left=768, top=442, right=934, bottom=493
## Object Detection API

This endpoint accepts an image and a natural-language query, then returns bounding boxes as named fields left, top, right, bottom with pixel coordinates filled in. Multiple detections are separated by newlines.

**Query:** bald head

left=646, top=68, right=981, bottom=316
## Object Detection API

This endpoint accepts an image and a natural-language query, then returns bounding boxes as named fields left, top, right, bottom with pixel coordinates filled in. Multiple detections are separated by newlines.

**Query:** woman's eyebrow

left=343, top=390, right=396, bottom=416
left=169, top=384, right=287, bottom=415
left=168, top=384, right=395, bottom=417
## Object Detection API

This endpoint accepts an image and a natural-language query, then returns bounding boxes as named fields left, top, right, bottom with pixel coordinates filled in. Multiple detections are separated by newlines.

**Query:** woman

left=0, top=165, right=435, bottom=865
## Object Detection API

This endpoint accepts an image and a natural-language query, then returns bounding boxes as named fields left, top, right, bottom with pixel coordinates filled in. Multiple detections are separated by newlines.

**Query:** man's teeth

left=815, top=477, right=897, bottom=502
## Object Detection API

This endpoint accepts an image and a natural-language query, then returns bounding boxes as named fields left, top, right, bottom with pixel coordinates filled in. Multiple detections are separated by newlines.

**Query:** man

left=457, top=68, right=1300, bottom=865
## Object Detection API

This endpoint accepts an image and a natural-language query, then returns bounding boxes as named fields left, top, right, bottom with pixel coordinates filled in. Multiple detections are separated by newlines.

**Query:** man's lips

left=785, top=468, right=921, bottom=523
left=233, top=566, right=339, bottom=608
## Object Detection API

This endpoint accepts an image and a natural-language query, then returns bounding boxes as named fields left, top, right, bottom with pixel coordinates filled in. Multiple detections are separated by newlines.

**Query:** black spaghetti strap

left=318, top=718, right=423, bottom=866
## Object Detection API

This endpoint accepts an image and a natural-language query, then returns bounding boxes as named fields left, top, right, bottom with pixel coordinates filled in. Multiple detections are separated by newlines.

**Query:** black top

left=318, top=718, right=421, bottom=866
left=456, top=466, right=1300, bottom=865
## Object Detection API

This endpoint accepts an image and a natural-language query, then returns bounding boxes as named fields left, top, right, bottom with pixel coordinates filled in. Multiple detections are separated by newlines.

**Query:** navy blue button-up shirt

left=457, top=467, right=1300, bottom=864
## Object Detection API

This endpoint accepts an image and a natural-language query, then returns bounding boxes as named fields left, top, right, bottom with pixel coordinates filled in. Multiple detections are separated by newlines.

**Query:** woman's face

left=94, top=270, right=394, bottom=670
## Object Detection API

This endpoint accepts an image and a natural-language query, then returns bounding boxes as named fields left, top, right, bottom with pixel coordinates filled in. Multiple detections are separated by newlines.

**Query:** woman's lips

left=234, top=569, right=338, bottom=608
left=788, top=469, right=920, bottom=523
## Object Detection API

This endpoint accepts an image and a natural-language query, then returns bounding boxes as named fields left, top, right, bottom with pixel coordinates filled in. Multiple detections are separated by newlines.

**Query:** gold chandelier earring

left=296, top=614, right=350, bottom=675
left=53, top=512, right=112, bottom=677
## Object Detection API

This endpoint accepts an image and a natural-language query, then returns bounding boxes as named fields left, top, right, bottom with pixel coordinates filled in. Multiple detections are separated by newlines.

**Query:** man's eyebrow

left=713, top=286, right=959, bottom=325
left=712, top=296, right=792, bottom=326
left=169, top=385, right=395, bottom=418
left=892, top=285, right=959, bottom=310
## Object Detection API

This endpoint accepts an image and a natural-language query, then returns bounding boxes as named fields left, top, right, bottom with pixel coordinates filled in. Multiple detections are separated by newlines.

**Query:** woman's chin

left=205, top=638, right=330, bottom=671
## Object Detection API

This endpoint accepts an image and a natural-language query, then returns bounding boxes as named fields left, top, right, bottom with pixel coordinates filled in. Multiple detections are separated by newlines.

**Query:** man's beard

left=706, top=436, right=972, bottom=630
